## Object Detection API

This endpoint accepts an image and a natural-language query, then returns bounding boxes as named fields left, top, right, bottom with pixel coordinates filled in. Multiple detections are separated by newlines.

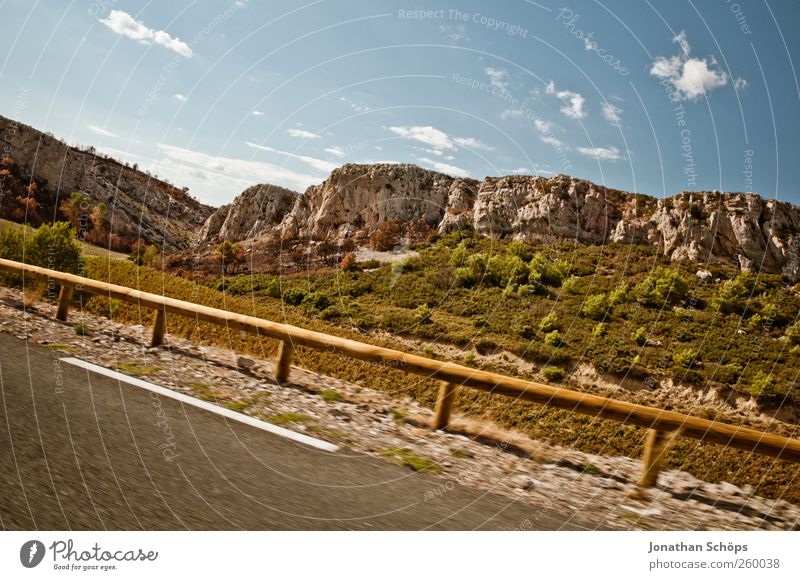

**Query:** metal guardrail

left=2, top=257, right=799, bottom=486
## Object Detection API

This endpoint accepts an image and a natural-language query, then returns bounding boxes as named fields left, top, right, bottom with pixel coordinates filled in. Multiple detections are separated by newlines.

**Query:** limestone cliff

left=200, top=163, right=800, bottom=279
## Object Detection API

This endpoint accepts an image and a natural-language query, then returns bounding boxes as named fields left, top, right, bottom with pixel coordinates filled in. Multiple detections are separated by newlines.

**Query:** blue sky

left=1, top=0, right=798, bottom=206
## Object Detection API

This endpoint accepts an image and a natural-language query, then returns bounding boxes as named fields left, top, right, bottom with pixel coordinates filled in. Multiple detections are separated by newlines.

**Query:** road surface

left=0, top=332, right=591, bottom=530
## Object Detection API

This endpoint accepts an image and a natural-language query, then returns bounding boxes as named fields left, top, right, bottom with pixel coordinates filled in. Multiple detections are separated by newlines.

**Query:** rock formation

left=201, top=163, right=800, bottom=279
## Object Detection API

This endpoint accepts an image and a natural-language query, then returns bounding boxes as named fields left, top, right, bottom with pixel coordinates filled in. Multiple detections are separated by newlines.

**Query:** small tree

left=581, top=293, right=609, bottom=320
left=59, top=192, right=91, bottom=231
left=26, top=222, right=84, bottom=274
left=634, top=267, right=688, bottom=307
left=369, top=219, right=400, bottom=251
left=217, top=241, right=245, bottom=274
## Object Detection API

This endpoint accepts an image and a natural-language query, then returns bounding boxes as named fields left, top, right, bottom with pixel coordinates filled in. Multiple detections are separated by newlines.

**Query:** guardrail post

left=150, top=308, right=166, bottom=348
left=433, top=381, right=458, bottom=430
left=56, top=284, right=74, bottom=322
left=275, top=340, right=294, bottom=382
left=639, top=429, right=675, bottom=488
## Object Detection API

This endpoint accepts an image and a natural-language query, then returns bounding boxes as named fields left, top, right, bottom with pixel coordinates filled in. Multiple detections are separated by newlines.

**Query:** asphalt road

left=0, top=332, right=590, bottom=530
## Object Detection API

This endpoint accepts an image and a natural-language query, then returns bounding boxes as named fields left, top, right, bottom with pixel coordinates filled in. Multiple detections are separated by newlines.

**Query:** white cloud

left=734, top=78, right=748, bottom=90
left=151, top=144, right=320, bottom=204
left=87, top=125, right=118, bottom=139
left=510, top=167, right=530, bottom=174
left=388, top=125, right=492, bottom=152
left=417, top=157, right=470, bottom=178
left=545, top=81, right=587, bottom=119
left=452, top=137, right=493, bottom=151
left=251, top=110, right=264, bottom=117
left=388, top=125, right=454, bottom=150
left=576, top=146, right=625, bottom=161
left=602, top=102, right=622, bottom=125
left=100, top=10, right=192, bottom=57
left=287, top=128, right=320, bottom=139
left=649, top=31, right=730, bottom=101
left=324, top=146, right=346, bottom=158
left=173, top=94, right=186, bottom=103
left=485, top=67, right=509, bottom=93
left=533, top=119, right=568, bottom=150
left=245, top=141, right=337, bottom=173
left=499, top=109, right=524, bottom=120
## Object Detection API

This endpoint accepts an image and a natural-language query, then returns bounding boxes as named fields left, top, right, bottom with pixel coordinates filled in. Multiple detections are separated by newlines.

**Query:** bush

left=0, top=227, right=24, bottom=262
left=713, top=271, right=764, bottom=314
left=561, top=275, right=580, bottom=294
left=282, top=288, right=307, bottom=306
left=672, top=348, right=699, bottom=368
left=591, top=322, right=607, bottom=338
left=580, top=293, right=609, bottom=320
left=413, top=303, right=433, bottom=325
left=543, top=329, right=562, bottom=347
left=529, top=253, right=566, bottom=287
left=539, top=312, right=559, bottom=333
left=634, top=267, right=688, bottom=308
left=302, top=291, right=331, bottom=311
left=715, top=362, right=742, bottom=385
left=507, top=240, right=534, bottom=262
left=25, top=222, right=84, bottom=274
left=632, top=326, right=647, bottom=346
left=609, top=282, right=630, bottom=305
left=785, top=320, right=800, bottom=345
left=750, top=372, right=780, bottom=402
left=542, top=366, right=567, bottom=382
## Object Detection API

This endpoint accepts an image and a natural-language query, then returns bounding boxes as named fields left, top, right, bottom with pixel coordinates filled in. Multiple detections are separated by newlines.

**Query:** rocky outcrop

left=200, top=163, right=800, bottom=280
left=0, top=115, right=213, bottom=251
left=199, top=184, right=297, bottom=242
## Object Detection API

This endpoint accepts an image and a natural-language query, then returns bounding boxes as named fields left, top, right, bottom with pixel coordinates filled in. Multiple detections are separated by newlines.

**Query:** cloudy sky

left=1, top=0, right=798, bottom=205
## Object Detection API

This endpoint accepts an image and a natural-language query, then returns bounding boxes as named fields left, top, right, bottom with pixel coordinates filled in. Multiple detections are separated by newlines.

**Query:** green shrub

left=543, top=329, right=562, bottom=347
left=23, top=222, right=84, bottom=274
left=282, top=288, right=307, bottom=306
left=713, top=271, right=764, bottom=314
left=715, top=362, right=742, bottom=385
left=529, top=253, right=566, bottom=287
left=302, top=291, right=331, bottom=311
left=580, top=293, right=609, bottom=320
left=561, top=275, right=580, bottom=294
left=542, top=366, right=567, bottom=382
left=672, top=348, right=699, bottom=368
left=591, top=322, right=607, bottom=338
left=507, top=240, right=534, bottom=262
left=750, top=372, right=780, bottom=402
left=413, top=303, right=433, bottom=324
left=634, top=267, right=688, bottom=307
left=632, top=326, right=647, bottom=346
left=539, top=312, right=559, bottom=333
left=609, top=282, right=630, bottom=305
left=0, top=227, right=24, bottom=262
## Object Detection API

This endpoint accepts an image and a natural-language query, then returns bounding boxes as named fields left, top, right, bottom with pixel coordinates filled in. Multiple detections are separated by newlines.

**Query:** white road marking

left=60, top=357, right=339, bottom=452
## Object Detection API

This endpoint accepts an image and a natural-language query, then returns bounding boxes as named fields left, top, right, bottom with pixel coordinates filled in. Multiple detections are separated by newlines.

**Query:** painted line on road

left=60, top=357, right=340, bottom=453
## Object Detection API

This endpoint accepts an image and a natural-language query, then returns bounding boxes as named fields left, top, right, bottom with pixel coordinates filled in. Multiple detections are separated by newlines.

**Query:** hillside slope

left=0, top=115, right=213, bottom=251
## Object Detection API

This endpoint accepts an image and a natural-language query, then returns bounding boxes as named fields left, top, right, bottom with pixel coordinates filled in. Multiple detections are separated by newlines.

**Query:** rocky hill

left=0, top=115, right=213, bottom=251
left=200, top=163, right=800, bottom=280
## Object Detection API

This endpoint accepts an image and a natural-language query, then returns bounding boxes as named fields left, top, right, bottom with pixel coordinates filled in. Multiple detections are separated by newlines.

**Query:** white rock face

left=200, top=164, right=800, bottom=279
